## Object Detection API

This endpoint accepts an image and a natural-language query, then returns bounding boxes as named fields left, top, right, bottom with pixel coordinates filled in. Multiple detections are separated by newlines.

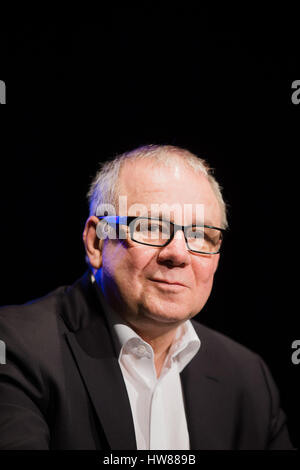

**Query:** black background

left=1, top=10, right=299, bottom=449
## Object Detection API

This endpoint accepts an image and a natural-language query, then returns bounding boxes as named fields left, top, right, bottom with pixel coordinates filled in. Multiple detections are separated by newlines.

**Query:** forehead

left=118, top=158, right=221, bottom=225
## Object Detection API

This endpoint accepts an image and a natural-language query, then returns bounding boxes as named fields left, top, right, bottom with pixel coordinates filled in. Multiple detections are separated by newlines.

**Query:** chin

left=142, top=302, right=192, bottom=325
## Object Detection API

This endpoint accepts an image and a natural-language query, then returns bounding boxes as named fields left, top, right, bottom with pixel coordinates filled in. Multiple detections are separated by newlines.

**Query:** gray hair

left=87, top=144, right=228, bottom=229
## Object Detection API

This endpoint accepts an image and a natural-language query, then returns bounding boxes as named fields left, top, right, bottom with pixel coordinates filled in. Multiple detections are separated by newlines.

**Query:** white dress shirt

left=92, top=275, right=201, bottom=450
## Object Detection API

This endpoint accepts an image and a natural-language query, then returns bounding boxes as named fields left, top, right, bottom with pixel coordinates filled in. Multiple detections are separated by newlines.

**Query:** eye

left=135, top=220, right=166, bottom=232
left=185, top=227, right=204, bottom=239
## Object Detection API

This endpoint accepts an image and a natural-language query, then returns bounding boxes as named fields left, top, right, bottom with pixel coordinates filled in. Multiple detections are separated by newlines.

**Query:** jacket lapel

left=180, top=322, right=229, bottom=450
left=181, top=362, right=223, bottom=450
left=60, top=271, right=137, bottom=450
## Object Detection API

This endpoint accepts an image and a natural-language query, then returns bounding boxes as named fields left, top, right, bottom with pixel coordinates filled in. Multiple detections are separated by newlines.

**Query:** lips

left=151, top=279, right=187, bottom=287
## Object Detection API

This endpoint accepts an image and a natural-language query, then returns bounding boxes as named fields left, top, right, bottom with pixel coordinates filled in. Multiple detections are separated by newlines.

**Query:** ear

left=82, top=216, right=104, bottom=269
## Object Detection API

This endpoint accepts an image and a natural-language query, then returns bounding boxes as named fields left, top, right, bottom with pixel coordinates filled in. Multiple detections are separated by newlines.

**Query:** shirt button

left=136, top=344, right=147, bottom=356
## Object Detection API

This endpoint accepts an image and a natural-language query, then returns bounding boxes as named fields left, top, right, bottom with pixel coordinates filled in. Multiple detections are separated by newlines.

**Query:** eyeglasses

left=96, top=216, right=225, bottom=255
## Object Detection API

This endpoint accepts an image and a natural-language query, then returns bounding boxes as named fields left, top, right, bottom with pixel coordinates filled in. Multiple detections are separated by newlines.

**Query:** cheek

left=102, top=241, right=154, bottom=284
left=193, top=257, right=218, bottom=287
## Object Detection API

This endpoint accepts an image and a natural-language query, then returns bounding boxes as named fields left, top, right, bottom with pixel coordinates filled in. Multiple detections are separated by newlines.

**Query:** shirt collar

left=91, top=273, right=201, bottom=372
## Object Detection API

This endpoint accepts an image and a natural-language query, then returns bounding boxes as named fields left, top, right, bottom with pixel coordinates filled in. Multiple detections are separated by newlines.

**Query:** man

left=0, top=144, right=294, bottom=450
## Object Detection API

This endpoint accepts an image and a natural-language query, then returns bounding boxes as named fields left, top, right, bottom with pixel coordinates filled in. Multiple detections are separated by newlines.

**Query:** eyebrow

left=143, top=211, right=216, bottom=227
left=100, top=215, right=223, bottom=230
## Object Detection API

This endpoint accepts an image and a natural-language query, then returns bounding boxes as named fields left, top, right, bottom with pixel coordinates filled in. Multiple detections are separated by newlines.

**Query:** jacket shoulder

left=0, top=270, right=96, bottom=356
left=0, top=285, right=68, bottom=330
left=0, top=284, right=71, bottom=369
left=191, top=319, right=262, bottom=372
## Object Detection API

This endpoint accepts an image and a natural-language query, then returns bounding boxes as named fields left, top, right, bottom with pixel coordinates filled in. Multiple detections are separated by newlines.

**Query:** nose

left=157, top=229, right=191, bottom=267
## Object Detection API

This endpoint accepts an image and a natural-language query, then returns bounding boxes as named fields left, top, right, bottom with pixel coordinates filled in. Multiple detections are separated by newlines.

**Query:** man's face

left=98, top=158, right=221, bottom=330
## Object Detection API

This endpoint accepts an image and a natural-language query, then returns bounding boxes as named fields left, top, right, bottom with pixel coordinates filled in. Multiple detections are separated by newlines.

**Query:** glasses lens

left=185, top=226, right=222, bottom=253
left=131, top=218, right=171, bottom=245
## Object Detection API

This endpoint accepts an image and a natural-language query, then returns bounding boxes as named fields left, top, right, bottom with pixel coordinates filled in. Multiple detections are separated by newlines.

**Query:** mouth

left=150, top=279, right=187, bottom=289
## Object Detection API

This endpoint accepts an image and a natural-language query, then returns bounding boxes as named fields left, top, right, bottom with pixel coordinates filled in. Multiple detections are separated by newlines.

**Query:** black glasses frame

left=97, top=215, right=225, bottom=255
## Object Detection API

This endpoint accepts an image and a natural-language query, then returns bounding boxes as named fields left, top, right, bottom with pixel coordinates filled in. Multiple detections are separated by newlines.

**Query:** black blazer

left=0, top=271, right=294, bottom=450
